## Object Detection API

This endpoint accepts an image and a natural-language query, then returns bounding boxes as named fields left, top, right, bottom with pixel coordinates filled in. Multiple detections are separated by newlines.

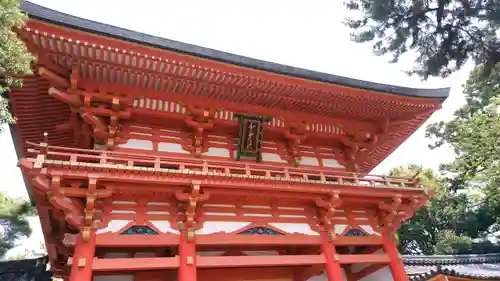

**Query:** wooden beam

left=333, top=236, right=383, bottom=246
left=197, top=255, right=325, bottom=268
left=35, top=168, right=426, bottom=199
left=339, top=254, right=390, bottom=264
left=92, top=257, right=179, bottom=272
left=196, top=234, right=321, bottom=246
left=80, top=78, right=377, bottom=132
left=96, top=234, right=179, bottom=247
left=37, top=66, right=69, bottom=89
left=94, top=233, right=382, bottom=248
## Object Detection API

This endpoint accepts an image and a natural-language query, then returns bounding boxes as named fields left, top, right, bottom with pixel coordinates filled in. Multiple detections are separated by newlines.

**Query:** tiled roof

left=404, top=254, right=500, bottom=281
left=21, top=1, right=450, bottom=101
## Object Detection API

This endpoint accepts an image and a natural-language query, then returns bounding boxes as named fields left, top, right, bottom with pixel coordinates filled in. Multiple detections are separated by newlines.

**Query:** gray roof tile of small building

left=21, top=1, right=450, bottom=102
left=404, top=254, right=500, bottom=280
left=404, top=253, right=500, bottom=266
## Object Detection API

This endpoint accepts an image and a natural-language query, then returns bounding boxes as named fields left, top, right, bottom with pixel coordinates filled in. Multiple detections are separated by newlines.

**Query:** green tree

left=426, top=63, right=500, bottom=227
left=344, top=0, right=500, bottom=79
left=0, top=193, right=35, bottom=258
left=0, top=0, right=34, bottom=129
left=390, top=164, right=496, bottom=254
left=433, top=230, right=472, bottom=255
left=390, top=165, right=468, bottom=254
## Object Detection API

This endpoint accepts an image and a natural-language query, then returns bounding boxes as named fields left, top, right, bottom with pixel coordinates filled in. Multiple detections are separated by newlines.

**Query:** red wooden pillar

left=383, top=234, right=408, bottom=281
left=320, top=231, right=344, bottom=281
left=343, top=265, right=358, bottom=281
left=179, top=230, right=197, bottom=281
left=69, top=231, right=96, bottom=281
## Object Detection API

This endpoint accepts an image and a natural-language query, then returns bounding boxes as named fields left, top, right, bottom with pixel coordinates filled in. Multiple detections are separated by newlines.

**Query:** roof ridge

left=20, top=0, right=450, bottom=101
left=404, top=253, right=500, bottom=259
left=404, top=253, right=500, bottom=266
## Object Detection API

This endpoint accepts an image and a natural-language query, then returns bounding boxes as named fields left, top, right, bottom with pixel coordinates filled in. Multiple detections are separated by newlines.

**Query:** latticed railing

left=25, top=142, right=423, bottom=189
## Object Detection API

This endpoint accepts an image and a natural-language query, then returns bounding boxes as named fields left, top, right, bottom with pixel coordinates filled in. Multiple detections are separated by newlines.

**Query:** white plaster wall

left=193, top=221, right=365, bottom=236
left=196, top=222, right=251, bottom=234
left=307, top=269, right=347, bottom=281
left=96, top=220, right=131, bottom=234
left=195, top=222, right=322, bottom=235
left=334, top=225, right=348, bottom=234
left=359, top=225, right=381, bottom=235
left=150, top=220, right=179, bottom=234
left=97, top=220, right=179, bottom=235
left=359, top=266, right=394, bottom=281
left=322, top=158, right=344, bottom=168
left=300, top=157, right=319, bottom=166
left=94, top=144, right=105, bottom=150
left=203, top=147, right=230, bottom=157
left=158, top=142, right=189, bottom=153
left=269, top=223, right=319, bottom=235
left=94, top=275, right=134, bottom=281
left=118, top=139, right=153, bottom=150
left=262, top=152, right=287, bottom=163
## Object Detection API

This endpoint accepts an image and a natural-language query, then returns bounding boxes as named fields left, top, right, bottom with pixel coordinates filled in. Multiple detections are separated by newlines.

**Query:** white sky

left=0, top=0, right=472, bottom=257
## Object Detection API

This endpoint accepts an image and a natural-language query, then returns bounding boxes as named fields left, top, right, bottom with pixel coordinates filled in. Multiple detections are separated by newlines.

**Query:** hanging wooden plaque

left=235, top=114, right=268, bottom=162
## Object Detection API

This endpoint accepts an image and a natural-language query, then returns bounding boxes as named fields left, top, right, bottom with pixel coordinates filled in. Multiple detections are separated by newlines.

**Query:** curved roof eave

left=21, top=1, right=450, bottom=102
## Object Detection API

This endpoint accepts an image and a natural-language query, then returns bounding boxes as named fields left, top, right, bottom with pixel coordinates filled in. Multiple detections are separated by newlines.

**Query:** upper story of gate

left=11, top=1, right=450, bottom=174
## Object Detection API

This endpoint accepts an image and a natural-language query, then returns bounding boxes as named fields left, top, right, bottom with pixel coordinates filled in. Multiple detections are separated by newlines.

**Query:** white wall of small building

left=359, top=267, right=394, bottom=281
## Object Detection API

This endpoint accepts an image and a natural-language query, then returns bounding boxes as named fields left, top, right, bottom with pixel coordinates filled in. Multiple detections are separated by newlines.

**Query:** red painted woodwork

left=94, top=232, right=384, bottom=248
left=13, top=19, right=445, bottom=172
left=10, top=14, right=442, bottom=281
left=321, top=231, right=345, bottom=281
left=22, top=142, right=425, bottom=192
left=179, top=230, right=197, bottom=281
left=384, top=235, right=409, bottom=281
left=197, top=255, right=326, bottom=268
left=69, top=232, right=96, bottom=281
left=96, top=233, right=179, bottom=247
left=92, top=257, right=180, bottom=272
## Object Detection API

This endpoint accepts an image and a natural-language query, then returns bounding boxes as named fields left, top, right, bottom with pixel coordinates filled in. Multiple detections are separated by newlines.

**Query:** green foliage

left=433, top=230, right=472, bottom=255
left=389, top=164, right=442, bottom=191
left=427, top=63, right=500, bottom=227
left=391, top=164, right=497, bottom=254
left=0, top=193, right=35, bottom=258
left=0, top=0, right=34, bottom=128
left=344, top=0, right=500, bottom=79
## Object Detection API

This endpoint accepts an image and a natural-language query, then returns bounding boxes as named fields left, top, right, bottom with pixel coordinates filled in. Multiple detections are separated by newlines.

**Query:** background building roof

left=404, top=254, right=500, bottom=281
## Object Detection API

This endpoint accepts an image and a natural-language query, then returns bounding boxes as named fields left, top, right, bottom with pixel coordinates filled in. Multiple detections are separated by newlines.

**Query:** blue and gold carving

left=344, top=228, right=367, bottom=236
left=120, top=225, right=159, bottom=235
left=238, top=226, right=283, bottom=235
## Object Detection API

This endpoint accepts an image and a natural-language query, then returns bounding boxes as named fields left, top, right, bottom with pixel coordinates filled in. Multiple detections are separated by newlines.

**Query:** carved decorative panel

left=120, top=225, right=159, bottom=235
left=344, top=228, right=367, bottom=236
left=238, top=227, right=284, bottom=235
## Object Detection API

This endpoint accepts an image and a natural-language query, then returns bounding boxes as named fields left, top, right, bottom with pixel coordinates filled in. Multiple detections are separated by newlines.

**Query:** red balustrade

left=24, top=141, right=423, bottom=189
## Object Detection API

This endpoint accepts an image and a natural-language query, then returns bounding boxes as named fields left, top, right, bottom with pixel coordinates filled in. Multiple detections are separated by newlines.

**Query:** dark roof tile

left=20, top=1, right=450, bottom=101
left=405, top=254, right=500, bottom=280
